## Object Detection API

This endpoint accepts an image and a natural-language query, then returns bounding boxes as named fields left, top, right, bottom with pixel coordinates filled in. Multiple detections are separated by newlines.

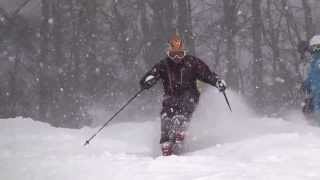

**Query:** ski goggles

left=167, top=51, right=186, bottom=59
left=311, top=45, right=320, bottom=52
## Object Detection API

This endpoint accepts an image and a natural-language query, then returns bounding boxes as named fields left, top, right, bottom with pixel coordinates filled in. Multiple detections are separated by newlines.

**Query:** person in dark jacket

left=140, top=33, right=227, bottom=156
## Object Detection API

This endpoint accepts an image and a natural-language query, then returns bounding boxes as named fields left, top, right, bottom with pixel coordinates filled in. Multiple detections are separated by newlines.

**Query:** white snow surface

left=2, top=89, right=320, bottom=180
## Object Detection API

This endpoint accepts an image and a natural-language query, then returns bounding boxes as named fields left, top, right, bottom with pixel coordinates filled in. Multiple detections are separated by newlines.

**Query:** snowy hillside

left=2, top=89, right=320, bottom=180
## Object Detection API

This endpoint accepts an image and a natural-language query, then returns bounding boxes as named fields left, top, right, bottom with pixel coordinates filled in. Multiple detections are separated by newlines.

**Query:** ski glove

left=140, top=75, right=158, bottom=90
left=216, top=79, right=227, bottom=92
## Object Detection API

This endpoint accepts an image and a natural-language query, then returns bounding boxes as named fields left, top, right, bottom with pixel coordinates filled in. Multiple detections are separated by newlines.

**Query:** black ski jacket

left=140, top=55, right=219, bottom=99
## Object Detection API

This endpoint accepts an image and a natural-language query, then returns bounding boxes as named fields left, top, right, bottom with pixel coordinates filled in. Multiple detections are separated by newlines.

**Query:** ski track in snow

left=2, top=89, right=320, bottom=180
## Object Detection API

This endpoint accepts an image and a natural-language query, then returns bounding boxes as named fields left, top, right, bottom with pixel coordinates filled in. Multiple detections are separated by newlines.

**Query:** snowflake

left=48, top=18, right=54, bottom=24
left=8, top=56, right=15, bottom=62
left=58, top=68, right=64, bottom=74
left=275, top=77, right=285, bottom=83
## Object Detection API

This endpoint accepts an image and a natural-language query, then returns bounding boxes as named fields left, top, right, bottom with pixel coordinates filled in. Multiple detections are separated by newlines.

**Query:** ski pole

left=222, top=90, right=232, bottom=112
left=84, top=88, right=145, bottom=146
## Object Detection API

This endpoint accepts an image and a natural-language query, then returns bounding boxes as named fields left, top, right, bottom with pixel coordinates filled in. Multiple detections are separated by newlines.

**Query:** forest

left=0, top=0, right=319, bottom=128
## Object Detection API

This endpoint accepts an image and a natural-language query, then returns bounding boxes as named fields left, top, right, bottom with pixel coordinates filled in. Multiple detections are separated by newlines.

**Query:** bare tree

left=251, top=0, right=264, bottom=108
left=177, top=0, right=195, bottom=54
left=223, top=0, right=240, bottom=91
left=38, top=0, right=52, bottom=120
left=301, top=0, right=314, bottom=40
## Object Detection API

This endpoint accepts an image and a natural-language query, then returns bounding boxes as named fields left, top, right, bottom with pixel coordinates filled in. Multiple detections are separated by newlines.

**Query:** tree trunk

left=70, top=0, right=80, bottom=91
left=177, top=0, right=195, bottom=55
left=251, top=0, right=264, bottom=109
left=80, top=0, right=98, bottom=95
left=301, top=0, right=314, bottom=40
left=39, top=0, right=51, bottom=120
left=143, top=0, right=175, bottom=67
left=223, top=0, right=239, bottom=91
left=8, top=52, right=19, bottom=116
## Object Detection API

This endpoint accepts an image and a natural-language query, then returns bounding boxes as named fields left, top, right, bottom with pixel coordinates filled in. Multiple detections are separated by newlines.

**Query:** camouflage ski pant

left=159, top=95, right=198, bottom=144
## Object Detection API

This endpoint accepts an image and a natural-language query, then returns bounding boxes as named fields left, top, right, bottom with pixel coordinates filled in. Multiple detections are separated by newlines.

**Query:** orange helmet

left=168, top=33, right=184, bottom=51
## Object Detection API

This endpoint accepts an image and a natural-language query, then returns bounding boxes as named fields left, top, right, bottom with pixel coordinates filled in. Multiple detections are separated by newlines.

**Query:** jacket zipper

left=180, top=68, right=184, bottom=85
left=166, top=63, right=174, bottom=94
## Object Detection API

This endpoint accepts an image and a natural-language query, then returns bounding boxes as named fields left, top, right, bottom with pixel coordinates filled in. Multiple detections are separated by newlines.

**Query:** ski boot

left=161, top=142, right=173, bottom=156
left=172, top=131, right=186, bottom=155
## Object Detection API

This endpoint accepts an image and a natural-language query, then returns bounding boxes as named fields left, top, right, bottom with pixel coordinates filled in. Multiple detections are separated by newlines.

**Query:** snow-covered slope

left=2, top=89, right=320, bottom=180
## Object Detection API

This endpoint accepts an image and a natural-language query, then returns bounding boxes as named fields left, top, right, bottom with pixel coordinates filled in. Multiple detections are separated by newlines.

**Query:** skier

left=140, top=33, right=227, bottom=156
left=303, top=35, right=320, bottom=121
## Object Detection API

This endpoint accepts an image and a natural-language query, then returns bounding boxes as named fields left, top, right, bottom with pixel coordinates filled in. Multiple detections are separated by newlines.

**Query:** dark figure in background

left=140, top=33, right=227, bottom=156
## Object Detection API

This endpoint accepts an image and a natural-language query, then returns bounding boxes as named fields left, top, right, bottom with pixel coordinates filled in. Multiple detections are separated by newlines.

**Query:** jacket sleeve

left=195, top=57, right=219, bottom=87
left=139, top=63, right=162, bottom=88
left=304, top=60, right=318, bottom=94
